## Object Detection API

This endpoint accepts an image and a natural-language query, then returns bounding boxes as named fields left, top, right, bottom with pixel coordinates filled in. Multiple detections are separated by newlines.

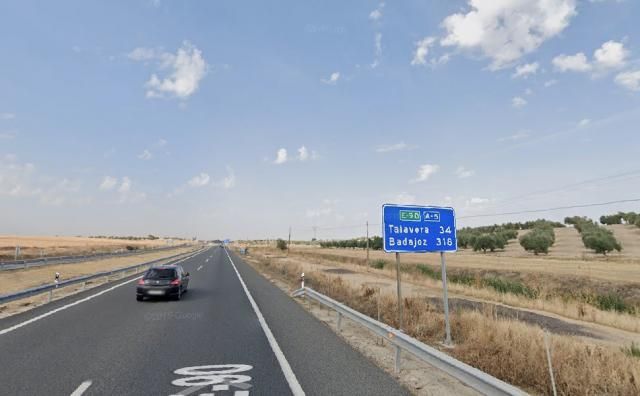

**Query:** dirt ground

left=0, top=235, right=190, bottom=260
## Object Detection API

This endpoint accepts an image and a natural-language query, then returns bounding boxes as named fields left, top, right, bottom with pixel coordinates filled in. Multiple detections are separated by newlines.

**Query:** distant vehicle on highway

left=136, top=265, right=190, bottom=301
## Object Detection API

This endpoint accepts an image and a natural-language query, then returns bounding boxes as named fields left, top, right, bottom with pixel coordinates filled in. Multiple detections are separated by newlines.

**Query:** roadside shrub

left=600, top=213, right=624, bottom=225
left=519, top=227, right=555, bottom=255
left=582, top=229, right=622, bottom=255
left=125, top=245, right=137, bottom=251
left=595, top=293, right=630, bottom=313
left=449, top=272, right=475, bottom=286
left=624, top=343, right=640, bottom=359
left=472, top=233, right=499, bottom=253
left=276, top=239, right=288, bottom=251
left=320, top=236, right=384, bottom=250
left=370, top=259, right=386, bottom=269
left=416, top=264, right=440, bottom=280
left=483, top=277, right=539, bottom=299
left=566, top=216, right=622, bottom=255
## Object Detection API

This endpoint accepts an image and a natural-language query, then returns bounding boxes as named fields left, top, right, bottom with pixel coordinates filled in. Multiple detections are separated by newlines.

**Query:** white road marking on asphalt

left=197, top=265, right=203, bottom=271
left=223, top=248, right=305, bottom=396
left=0, top=250, right=207, bottom=336
left=70, top=380, right=92, bottom=396
left=234, top=391, right=249, bottom=396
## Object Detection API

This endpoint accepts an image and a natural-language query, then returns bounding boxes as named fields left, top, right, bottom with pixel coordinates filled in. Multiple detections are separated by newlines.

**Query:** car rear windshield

left=145, top=268, right=177, bottom=279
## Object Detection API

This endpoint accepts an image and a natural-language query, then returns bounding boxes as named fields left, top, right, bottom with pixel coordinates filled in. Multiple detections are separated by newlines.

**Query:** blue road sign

left=382, top=204, right=457, bottom=253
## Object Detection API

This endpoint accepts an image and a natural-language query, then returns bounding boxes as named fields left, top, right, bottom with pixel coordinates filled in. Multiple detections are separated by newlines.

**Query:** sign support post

left=440, top=251, right=452, bottom=346
left=396, top=252, right=403, bottom=331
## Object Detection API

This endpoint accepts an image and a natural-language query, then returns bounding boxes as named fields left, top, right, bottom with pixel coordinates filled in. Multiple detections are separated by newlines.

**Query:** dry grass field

left=0, top=235, right=186, bottom=260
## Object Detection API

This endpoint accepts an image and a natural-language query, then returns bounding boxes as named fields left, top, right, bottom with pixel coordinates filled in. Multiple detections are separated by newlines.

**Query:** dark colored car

left=136, top=265, right=190, bottom=301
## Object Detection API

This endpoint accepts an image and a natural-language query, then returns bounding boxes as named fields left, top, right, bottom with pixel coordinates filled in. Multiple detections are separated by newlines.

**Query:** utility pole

left=366, top=221, right=370, bottom=268
left=312, top=226, right=317, bottom=241
left=287, top=226, right=291, bottom=256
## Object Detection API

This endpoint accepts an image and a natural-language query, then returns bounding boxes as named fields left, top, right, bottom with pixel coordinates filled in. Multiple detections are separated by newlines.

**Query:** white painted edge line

left=223, top=248, right=305, bottom=396
left=70, top=380, right=92, bottom=396
left=0, top=250, right=206, bottom=336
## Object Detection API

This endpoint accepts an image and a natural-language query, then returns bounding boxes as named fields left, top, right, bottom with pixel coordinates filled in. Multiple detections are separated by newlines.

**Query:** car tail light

left=137, top=278, right=146, bottom=285
left=170, top=279, right=181, bottom=285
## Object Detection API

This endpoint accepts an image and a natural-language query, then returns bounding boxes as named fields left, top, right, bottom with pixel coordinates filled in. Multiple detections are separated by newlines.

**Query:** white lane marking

left=70, top=380, right=92, bottom=396
left=223, top=248, right=305, bottom=396
left=197, top=265, right=203, bottom=271
left=0, top=250, right=208, bottom=336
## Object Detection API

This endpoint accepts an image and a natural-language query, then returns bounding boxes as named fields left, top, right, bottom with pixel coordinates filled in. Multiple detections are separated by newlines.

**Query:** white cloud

left=369, top=3, right=384, bottom=21
left=118, top=177, right=131, bottom=193
left=466, top=197, right=490, bottom=206
left=544, top=79, right=558, bottom=87
left=410, top=164, right=440, bottom=183
left=138, top=149, right=152, bottom=160
left=99, top=176, right=118, bottom=191
left=615, top=70, right=640, bottom=91
left=524, top=88, right=533, bottom=96
left=440, top=0, right=577, bottom=70
left=411, top=37, right=436, bottom=66
left=552, top=53, right=591, bottom=72
left=306, top=198, right=338, bottom=218
left=188, top=173, right=210, bottom=188
left=375, top=141, right=416, bottom=153
left=130, top=41, right=208, bottom=99
left=0, top=112, right=15, bottom=120
left=394, top=192, right=417, bottom=205
left=371, top=33, right=383, bottom=69
left=298, top=146, right=309, bottom=161
left=0, top=155, right=38, bottom=198
left=156, top=138, right=167, bottom=147
left=0, top=131, right=16, bottom=139
left=512, top=96, right=528, bottom=108
left=40, top=179, right=82, bottom=206
left=498, top=130, right=529, bottom=142
left=512, top=62, right=539, bottom=79
left=218, top=167, right=236, bottom=190
left=594, top=40, right=628, bottom=69
left=553, top=41, right=628, bottom=74
left=578, top=118, right=591, bottom=127
left=116, top=177, right=146, bottom=204
left=274, top=148, right=288, bottom=164
left=455, top=166, right=475, bottom=179
left=306, top=207, right=333, bottom=218
left=321, top=72, right=340, bottom=85
left=128, top=47, right=157, bottom=61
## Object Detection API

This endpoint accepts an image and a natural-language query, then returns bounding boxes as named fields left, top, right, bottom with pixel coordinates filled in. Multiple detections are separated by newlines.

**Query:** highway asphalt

left=0, top=246, right=410, bottom=395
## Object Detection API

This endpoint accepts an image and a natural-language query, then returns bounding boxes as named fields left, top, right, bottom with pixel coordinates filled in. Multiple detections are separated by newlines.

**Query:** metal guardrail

left=292, top=287, right=527, bottom=396
left=0, top=244, right=189, bottom=271
left=0, top=248, right=203, bottom=305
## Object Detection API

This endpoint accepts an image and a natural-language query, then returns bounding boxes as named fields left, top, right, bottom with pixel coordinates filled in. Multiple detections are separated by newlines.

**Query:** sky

left=1, top=0, right=640, bottom=241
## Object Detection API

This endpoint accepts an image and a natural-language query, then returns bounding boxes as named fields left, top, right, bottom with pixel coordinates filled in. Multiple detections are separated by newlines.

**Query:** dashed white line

left=70, top=380, right=92, bottom=396
left=223, top=248, right=305, bottom=396
left=197, top=265, right=203, bottom=271
left=0, top=250, right=207, bottom=336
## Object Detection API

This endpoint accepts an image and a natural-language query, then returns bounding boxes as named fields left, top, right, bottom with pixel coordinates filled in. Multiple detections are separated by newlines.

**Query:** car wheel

left=136, top=295, right=143, bottom=301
